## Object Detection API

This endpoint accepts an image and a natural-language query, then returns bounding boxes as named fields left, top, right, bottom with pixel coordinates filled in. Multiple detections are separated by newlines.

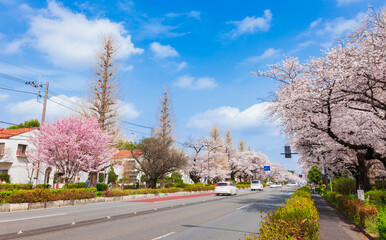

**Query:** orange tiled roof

left=0, top=128, right=36, bottom=139
left=113, top=150, right=142, bottom=159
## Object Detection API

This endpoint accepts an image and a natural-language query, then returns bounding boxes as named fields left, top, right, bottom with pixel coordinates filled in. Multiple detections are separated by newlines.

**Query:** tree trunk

left=160, top=174, right=165, bottom=189
left=89, top=172, right=98, bottom=188
left=356, top=152, right=371, bottom=191
left=148, top=178, right=157, bottom=189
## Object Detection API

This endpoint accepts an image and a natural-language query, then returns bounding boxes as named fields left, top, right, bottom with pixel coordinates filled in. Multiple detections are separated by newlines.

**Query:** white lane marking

left=236, top=204, right=253, bottom=210
left=151, top=232, right=176, bottom=240
left=0, top=213, right=67, bottom=223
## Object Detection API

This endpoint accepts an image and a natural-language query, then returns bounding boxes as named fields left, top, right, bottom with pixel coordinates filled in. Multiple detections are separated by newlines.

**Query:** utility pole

left=41, top=82, right=49, bottom=123
left=25, top=79, right=49, bottom=186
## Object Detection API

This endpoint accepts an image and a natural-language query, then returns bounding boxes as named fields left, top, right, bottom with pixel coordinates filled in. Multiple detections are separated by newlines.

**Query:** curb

left=316, top=193, right=377, bottom=240
left=0, top=190, right=215, bottom=212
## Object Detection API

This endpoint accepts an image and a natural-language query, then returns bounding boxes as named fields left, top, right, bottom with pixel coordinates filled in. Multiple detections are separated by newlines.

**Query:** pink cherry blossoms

left=28, top=117, right=116, bottom=185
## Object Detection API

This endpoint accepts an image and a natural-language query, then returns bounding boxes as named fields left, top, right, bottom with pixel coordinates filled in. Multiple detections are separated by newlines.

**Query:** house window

left=0, top=143, right=4, bottom=155
left=16, top=144, right=27, bottom=156
left=0, top=170, right=8, bottom=174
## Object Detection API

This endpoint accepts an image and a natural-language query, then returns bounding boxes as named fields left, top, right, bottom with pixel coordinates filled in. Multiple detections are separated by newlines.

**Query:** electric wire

left=0, top=86, right=37, bottom=95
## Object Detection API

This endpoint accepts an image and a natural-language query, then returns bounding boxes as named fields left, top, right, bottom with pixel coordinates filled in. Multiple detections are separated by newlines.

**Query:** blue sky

left=0, top=0, right=384, bottom=173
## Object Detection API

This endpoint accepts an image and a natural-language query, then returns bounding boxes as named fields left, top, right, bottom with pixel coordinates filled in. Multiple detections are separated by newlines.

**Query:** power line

left=122, top=127, right=151, bottom=136
left=0, top=86, right=37, bottom=95
left=121, top=120, right=153, bottom=129
left=0, top=58, right=41, bottom=75
left=0, top=72, right=29, bottom=84
left=47, top=98, right=79, bottom=113
left=0, top=120, right=19, bottom=126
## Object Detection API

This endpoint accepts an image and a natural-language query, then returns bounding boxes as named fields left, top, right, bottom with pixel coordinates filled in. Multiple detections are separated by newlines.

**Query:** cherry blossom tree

left=28, top=117, right=116, bottom=187
left=255, top=8, right=386, bottom=190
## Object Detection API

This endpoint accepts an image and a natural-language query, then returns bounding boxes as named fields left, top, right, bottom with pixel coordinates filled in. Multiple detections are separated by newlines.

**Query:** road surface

left=0, top=187, right=293, bottom=240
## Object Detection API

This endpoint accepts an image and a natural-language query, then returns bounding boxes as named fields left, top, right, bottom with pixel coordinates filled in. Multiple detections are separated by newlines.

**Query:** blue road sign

left=264, top=166, right=270, bottom=171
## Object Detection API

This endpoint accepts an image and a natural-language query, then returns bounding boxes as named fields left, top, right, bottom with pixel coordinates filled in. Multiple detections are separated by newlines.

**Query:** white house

left=109, top=150, right=143, bottom=184
left=0, top=128, right=49, bottom=184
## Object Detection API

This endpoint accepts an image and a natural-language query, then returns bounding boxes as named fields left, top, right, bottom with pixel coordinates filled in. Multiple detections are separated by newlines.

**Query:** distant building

left=0, top=128, right=44, bottom=184
left=111, top=150, right=143, bottom=183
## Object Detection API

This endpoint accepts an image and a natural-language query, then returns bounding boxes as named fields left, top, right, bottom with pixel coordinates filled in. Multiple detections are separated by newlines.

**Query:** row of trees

left=185, top=126, right=302, bottom=184
left=25, top=33, right=302, bottom=189
left=256, top=8, right=386, bottom=191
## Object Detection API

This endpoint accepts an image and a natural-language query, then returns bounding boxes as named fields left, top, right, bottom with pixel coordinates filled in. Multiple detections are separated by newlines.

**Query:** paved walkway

left=312, top=194, right=369, bottom=240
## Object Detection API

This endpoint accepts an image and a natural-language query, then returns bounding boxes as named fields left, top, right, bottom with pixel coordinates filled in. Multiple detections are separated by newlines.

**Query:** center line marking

left=152, top=232, right=176, bottom=240
left=0, top=213, right=67, bottom=223
left=236, top=204, right=253, bottom=210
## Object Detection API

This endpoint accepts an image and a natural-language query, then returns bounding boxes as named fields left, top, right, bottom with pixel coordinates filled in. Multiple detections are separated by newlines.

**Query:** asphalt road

left=0, top=187, right=294, bottom=240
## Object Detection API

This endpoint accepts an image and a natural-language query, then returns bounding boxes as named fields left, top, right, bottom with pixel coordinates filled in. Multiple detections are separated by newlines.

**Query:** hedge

left=322, top=190, right=379, bottom=229
left=0, top=183, right=33, bottom=191
left=245, top=185, right=319, bottom=240
left=5, top=188, right=97, bottom=203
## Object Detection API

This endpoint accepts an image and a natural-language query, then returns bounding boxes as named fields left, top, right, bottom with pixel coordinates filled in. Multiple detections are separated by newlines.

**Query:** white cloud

left=118, top=101, right=140, bottom=120
left=188, top=102, right=276, bottom=130
left=336, top=0, right=365, bottom=6
left=138, top=19, right=185, bottom=39
left=227, top=10, right=272, bottom=38
left=150, top=42, right=179, bottom=59
left=122, top=65, right=134, bottom=71
left=306, top=12, right=366, bottom=37
left=7, top=1, right=143, bottom=69
left=7, top=95, right=82, bottom=122
left=165, top=10, right=201, bottom=20
left=188, top=11, right=201, bottom=20
left=174, top=75, right=217, bottom=90
left=175, top=61, right=187, bottom=72
left=0, top=93, right=9, bottom=101
left=7, top=95, right=139, bottom=122
left=244, top=48, right=282, bottom=63
left=309, top=18, right=322, bottom=29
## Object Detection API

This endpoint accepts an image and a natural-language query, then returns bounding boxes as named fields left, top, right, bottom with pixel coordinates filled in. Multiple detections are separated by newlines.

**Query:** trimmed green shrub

left=377, top=208, right=386, bottom=240
left=332, top=177, right=356, bottom=195
left=0, top=183, right=33, bottom=191
left=67, top=182, right=86, bottom=189
left=251, top=185, right=319, bottom=240
left=37, top=184, right=51, bottom=189
left=365, top=190, right=386, bottom=203
left=6, top=188, right=97, bottom=203
left=97, top=183, right=108, bottom=191
left=98, top=172, right=105, bottom=183
left=108, top=168, right=117, bottom=184
left=0, top=174, right=10, bottom=183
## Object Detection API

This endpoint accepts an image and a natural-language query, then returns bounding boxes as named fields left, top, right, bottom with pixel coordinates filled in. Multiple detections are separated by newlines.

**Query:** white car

left=276, top=183, right=283, bottom=188
left=215, top=182, right=237, bottom=196
left=286, top=181, right=299, bottom=188
left=251, top=180, right=263, bottom=191
left=270, top=183, right=278, bottom=188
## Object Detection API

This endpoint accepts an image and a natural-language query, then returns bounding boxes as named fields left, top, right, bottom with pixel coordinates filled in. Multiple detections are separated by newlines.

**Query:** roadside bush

left=0, top=191, right=12, bottom=203
left=372, top=182, right=386, bottom=191
left=0, top=174, right=10, bottom=183
left=37, top=184, right=51, bottom=189
left=252, top=185, right=319, bottom=240
left=365, top=190, right=386, bottom=203
left=5, top=188, right=97, bottom=203
left=0, top=183, right=33, bottom=191
left=67, top=182, right=86, bottom=189
left=377, top=208, right=386, bottom=240
left=236, top=184, right=249, bottom=189
left=183, top=183, right=214, bottom=192
left=97, top=183, right=108, bottom=191
left=332, top=177, right=356, bottom=195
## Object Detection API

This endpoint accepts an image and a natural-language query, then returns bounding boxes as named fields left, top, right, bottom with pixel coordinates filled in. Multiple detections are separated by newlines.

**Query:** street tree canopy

left=8, top=119, right=40, bottom=129
left=308, top=166, right=321, bottom=184
left=28, top=117, right=116, bottom=187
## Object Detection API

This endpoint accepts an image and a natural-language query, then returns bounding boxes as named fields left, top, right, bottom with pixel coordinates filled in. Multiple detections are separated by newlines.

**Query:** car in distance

left=270, top=183, right=278, bottom=188
left=251, top=180, right=263, bottom=191
left=286, top=181, right=298, bottom=188
left=215, top=182, right=237, bottom=196
left=276, top=183, right=283, bottom=188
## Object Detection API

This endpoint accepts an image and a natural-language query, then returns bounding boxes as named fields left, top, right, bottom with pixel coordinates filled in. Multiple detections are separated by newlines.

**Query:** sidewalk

left=312, top=194, right=369, bottom=240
